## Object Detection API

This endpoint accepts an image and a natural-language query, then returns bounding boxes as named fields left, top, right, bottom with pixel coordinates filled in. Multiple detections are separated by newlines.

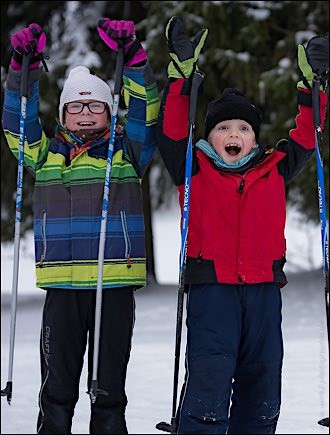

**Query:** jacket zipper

left=40, top=210, right=47, bottom=267
left=238, top=178, right=245, bottom=193
left=237, top=176, right=246, bottom=281
left=120, top=210, right=132, bottom=268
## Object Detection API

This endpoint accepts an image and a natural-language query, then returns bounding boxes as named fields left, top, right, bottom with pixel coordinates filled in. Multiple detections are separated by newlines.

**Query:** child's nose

left=82, top=105, right=91, bottom=114
left=229, top=130, right=239, bottom=137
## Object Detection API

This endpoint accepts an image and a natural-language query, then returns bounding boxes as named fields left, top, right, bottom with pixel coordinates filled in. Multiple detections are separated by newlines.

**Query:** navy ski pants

left=37, top=287, right=135, bottom=434
left=176, top=282, right=283, bottom=434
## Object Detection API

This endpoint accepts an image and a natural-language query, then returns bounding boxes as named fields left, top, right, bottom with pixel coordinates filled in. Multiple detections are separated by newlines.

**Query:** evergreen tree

left=144, top=1, right=329, bottom=221
left=1, top=1, right=329, bottom=259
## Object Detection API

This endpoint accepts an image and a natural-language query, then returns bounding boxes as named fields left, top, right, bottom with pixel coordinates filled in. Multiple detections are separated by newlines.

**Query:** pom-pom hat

left=204, top=88, right=261, bottom=141
left=59, top=66, right=113, bottom=125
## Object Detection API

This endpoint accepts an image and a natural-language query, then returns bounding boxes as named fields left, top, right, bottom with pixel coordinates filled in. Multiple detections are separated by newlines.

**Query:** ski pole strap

left=20, top=52, right=33, bottom=98
left=114, top=43, right=124, bottom=95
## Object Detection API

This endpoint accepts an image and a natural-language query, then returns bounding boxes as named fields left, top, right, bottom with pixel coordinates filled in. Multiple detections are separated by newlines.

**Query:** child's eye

left=218, top=125, right=227, bottom=130
left=90, top=103, right=102, bottom=109
left=240, top=125, right=249, bottom=131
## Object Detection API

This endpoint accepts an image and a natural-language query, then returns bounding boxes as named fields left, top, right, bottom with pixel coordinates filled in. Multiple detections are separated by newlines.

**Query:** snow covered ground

left=1, top=205, right=329, bottom=434
left=1, top=271, right=329, bottom=434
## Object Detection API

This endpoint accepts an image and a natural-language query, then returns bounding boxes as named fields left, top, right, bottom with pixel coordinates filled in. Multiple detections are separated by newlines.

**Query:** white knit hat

left=59, top=66, right=113, bottom=125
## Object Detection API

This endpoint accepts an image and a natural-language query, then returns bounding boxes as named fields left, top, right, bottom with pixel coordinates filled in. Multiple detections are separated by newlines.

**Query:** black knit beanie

left=204, top=88, right=261, bottom=141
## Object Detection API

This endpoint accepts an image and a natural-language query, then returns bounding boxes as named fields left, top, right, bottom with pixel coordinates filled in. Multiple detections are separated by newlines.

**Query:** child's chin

left=223, top=155, right=240, bottom=164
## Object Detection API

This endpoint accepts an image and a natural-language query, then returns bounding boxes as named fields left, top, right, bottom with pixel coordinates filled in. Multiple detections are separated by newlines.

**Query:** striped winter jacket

left=3, top=64, right=159, bottom=290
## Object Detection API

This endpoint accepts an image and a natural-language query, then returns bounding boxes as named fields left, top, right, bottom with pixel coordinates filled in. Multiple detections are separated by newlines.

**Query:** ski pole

left=88, top=43, right=124, bottom=405
left=312, top=77, right=330, bottom=429
left=156, top=70, right=204, bottom=434
left=1, top=51, right=32, bottom=405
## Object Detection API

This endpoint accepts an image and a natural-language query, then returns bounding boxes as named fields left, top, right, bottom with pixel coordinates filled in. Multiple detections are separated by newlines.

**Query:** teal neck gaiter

left=196, top=138, right=259, bottom=169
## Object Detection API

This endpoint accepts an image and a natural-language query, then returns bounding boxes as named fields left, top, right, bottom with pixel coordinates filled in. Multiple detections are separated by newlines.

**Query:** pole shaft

left=170, top=72, right=204, bottom=427
left=312, top=78, right=329, bottom=327
left=3, top=51, right=32, bottom=403
left=313, top=76, right=329, bottom=428
left=91, top=95, right=119, bottom=382
left=90, top=46, right=124, bottom=403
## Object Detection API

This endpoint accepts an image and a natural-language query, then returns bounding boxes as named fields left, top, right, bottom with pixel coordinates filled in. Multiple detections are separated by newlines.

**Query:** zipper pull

left=238, top=179, right=245, bottom=193
left=39, top=255, right=44, bottom=268
left=127, top=256, right=132, bottom=268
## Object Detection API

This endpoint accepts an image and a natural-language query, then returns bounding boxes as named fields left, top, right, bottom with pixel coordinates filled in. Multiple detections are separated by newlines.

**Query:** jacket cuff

left=6, top=66, right=42, bottom=98
left=297, top=88, right=312, bottom=107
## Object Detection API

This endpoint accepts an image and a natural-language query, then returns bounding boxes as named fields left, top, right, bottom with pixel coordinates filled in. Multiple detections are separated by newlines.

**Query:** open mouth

left=77, top=121, right=95, bottom=127
left=225, top=143, right=242, bottom=156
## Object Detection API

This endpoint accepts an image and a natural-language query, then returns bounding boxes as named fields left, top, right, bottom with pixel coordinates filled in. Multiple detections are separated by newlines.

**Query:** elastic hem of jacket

left=184, top=256, right=288, bottom=287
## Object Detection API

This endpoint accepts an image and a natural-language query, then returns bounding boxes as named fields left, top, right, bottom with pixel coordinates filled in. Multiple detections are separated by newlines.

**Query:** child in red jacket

left=157, top=17, right=328, bottom=434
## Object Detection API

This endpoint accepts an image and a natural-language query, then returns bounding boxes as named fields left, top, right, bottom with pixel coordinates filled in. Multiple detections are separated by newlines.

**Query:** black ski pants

left=176, top=282, right=283, bottom=434
left=37, top=287, right=135, bottom=434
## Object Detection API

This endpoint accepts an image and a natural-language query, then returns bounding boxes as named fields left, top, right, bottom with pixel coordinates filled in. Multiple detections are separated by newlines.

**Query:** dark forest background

left=1, top=1, right=329, bottom=279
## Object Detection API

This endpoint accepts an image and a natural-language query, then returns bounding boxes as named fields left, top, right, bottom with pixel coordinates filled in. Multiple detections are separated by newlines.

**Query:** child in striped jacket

left=2, top=19, right=159, bottom=434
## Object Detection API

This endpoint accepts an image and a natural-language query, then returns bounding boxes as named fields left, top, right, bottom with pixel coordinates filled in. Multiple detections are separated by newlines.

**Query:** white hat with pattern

left=59, top=66, right=113, bottom=125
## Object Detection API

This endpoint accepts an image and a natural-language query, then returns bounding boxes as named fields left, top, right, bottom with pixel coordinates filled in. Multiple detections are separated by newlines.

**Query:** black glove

left=297, top=35, right=329, bottom=90
left=165, top=16, right=208, bottom=79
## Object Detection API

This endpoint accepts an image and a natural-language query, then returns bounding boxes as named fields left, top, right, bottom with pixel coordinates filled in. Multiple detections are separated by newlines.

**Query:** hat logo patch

left=79, top=91, right=92, bottom=95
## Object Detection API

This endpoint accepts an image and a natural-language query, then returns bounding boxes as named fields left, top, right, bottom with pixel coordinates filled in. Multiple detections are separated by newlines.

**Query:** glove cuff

left=10, top=57, right=40, bottom=72
left=10, top=51, right=49, bottom=72
left=297, top=79, right=325, bottom=92
left=168, top=59, right=197, bottom=79
left=124, top=40, right=147, bottom=66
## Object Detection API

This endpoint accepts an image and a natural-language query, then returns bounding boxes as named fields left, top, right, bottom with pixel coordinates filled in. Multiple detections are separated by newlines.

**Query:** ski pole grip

left=114, top=43, right=124, bottom=95
left=20, top=52, right=33, bottom=98
left=189, top=71, right=204, bottom=125
left=312, top=77, right=321, bottom=129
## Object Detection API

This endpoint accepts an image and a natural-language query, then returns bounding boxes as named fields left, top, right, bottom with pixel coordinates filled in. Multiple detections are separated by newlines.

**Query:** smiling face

left=208, top=119, right=257, bottom=164
left=63, top=100, right=110, bottom=131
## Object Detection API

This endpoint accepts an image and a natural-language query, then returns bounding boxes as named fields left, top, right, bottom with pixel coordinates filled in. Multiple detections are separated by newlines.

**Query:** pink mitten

left=10, top=23, right=46, bottom=71
left=97, top=18, right=147, bottom=67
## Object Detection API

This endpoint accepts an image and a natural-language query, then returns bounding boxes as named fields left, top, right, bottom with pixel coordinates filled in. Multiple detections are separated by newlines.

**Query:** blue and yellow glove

left=297, top=35, right=329, bottom=91
left=165, top=16, right=208, bottom=79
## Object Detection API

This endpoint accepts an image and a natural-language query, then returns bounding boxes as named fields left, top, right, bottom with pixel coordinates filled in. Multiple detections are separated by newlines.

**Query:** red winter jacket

left=157, top=78, right=328, bottom=287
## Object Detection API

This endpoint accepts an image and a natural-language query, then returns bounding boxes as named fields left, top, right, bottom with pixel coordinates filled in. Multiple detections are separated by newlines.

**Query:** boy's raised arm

left=157, top=17, right=208, bottom=186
